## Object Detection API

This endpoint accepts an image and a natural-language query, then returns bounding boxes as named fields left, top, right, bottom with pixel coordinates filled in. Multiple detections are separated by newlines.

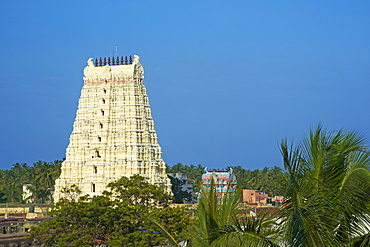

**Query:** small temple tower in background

left=54, top=55, right=171, bottom=201
left=201, top=168, right=237, bottom=199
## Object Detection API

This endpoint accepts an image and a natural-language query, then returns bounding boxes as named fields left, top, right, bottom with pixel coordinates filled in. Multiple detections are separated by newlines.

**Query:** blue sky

left=1, top=1, right=370, bottom=170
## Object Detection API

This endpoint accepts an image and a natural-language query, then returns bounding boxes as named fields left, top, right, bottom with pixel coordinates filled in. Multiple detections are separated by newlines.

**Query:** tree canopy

left=29, top=175, right=193, bottom=247
left=280, top=125, right=370, bottom=246
left=157, top=178, right=279, bottom=247
left=0, top=160, right=62, bottom=203
left=0, top=160, right=285, bottom=205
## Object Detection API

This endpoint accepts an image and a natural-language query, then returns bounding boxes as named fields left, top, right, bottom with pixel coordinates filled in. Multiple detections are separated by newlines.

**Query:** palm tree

left=190, top=179, right=278, bottom=247
left=190, top=179, right=237, bottom=246
left=0, top=169, right=5, bottom=192
left=4, top=172, right=18, bottom=203
left=280, top=125, right=370, bottom=246
left=34, top=161, right=53, bottom=201
left=211, top=213, right=279, bottom=247
left=50, top=159, right=62, bottom=180
left=151, top=178, right=278, bottom=247
left=3, top=163, right=29, bottom=203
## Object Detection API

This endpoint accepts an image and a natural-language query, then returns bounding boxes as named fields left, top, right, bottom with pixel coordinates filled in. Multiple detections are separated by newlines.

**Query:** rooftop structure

left=242, top=189, right=268, bottom=205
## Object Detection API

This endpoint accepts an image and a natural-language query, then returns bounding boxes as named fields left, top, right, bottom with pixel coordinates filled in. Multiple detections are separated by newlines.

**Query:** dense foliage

left=0, top=160, right=62, bottom=203
left=153, top=178, right=279, bottom=247
left=280, top=125, right=370, bottom=246
left=29, top=175, right=193, bottom=247
left=0, top=160, right=285, bottom=205
left=168, top=175, right=193, bottom=203
left=231, top=166, right=285, bottom=196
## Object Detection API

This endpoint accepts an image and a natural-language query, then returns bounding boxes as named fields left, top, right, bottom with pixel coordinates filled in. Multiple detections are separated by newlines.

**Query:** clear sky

left=1, top=1, right=370, bottom=170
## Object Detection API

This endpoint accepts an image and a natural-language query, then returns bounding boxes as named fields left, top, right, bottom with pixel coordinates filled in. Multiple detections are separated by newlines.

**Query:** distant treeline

left=0, top=161, right=285, bottom=203
left=0, top=161, right=62, bottom=203
left=166, top=163, right=286, bottom=196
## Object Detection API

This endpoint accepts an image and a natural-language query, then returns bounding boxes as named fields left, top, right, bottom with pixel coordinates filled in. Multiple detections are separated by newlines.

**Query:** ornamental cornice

left=83, top=55, right=144, bottom=83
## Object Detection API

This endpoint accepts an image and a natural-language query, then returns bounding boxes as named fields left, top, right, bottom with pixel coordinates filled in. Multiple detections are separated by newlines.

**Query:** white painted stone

left=54, top=55, right=171, bottom=201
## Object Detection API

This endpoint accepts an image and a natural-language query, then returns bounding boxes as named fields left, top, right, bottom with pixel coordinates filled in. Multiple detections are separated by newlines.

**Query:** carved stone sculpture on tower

left=54, top=55, right=171, bottom=201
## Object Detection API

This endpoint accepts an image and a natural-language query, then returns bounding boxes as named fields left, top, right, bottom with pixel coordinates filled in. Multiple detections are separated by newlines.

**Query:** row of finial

left=94, top=56, right=133, bottom=67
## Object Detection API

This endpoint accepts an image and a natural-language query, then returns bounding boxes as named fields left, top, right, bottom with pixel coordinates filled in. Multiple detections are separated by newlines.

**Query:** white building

left=167, top=173, right=195, bottom=196
left=22, top=184, right=33, bottom=203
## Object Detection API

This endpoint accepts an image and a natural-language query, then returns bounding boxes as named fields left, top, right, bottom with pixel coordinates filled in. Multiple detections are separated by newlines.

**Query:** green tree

left=0, top=169, right=6, bottom=202
left=280, top=125, right=370, bottom=246
left=0, top=160, right=62, bottom=203
left=103, top=175, right=172, bottom=246
left=168, top=175, right=192, bottom=203
left=3, top=163, right=28, bottom=203
left=0, top=163, right=28, bottom=203
left=105, top=174, right=171, bottom=207
left=30, top=186, right=112, bottom=246
left=190, top=180, right=278, bottom=247
left=167, top=163, right=205, bottom=192
left=231, top=165, right=285, bottom=196
left=32, top=160, right=62, bottom=202
left=149, top=207, right=194, bottom=246
left=30, top=175, right=193, bottom=247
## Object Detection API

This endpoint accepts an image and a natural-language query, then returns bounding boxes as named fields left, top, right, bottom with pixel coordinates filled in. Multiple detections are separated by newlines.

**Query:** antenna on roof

left=110, top=45, right=118, bottom=57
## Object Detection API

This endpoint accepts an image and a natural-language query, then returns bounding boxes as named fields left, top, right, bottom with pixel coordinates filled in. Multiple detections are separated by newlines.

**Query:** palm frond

left=280, top=124, right=370, bottom=246
left=149, top=219, right=181, bottom=247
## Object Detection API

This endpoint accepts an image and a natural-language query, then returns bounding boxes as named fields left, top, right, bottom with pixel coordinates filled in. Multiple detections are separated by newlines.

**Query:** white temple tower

left=54, top=55, right=171, bottom=201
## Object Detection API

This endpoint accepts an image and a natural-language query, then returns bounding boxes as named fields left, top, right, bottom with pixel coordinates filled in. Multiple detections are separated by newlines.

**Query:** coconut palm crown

left=280, top=125, right=370, bottom=247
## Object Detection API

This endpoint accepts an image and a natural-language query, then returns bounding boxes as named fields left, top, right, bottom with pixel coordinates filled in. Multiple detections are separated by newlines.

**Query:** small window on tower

left=92, top=183, right=96, bottom=192
left=102, top=98, right=105, bottom=104
left=99, top=123, right=103, bottom=129
left=101, top=110, right=104, bottom=116
left=95, top=150, right=101, bottom=158
left=98, top=136, right=101, bottom=142
left=94, top=166, right=97, bottom=174
left=103, top=89, right=106, bottom=94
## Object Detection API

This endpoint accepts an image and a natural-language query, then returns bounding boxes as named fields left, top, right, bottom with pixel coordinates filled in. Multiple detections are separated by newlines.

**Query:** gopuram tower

left=54, top=55, right=171, bottom=201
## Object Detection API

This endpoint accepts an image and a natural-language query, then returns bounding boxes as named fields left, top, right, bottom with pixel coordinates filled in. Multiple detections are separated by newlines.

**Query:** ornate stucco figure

left=133, top=55, right=144, bottom=81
